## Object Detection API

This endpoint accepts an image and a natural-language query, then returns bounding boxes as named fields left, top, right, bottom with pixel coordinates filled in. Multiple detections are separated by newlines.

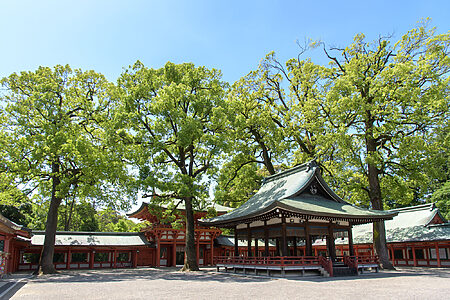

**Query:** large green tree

left=0, top=65, right=131, bottom=274
left=219, top=22, right=449, bottom=269
left=312, top=23, right=449, bottom=268
left=114, top=61, right=227, bottom=271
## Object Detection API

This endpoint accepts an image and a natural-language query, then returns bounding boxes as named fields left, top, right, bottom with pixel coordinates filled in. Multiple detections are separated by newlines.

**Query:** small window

left=53, top=253, right=65, bottom=263
left=394, top=249, right=403, bottom=259
left=415, top=249, right=424, bottom=259
left=22, top=252, right=40, bottom=264
left=94, top=252, right=109, bottom=262
left=71, top=252, right=88, bottom=263
left=0, top=240, right=4, bottom=252
left=117, top=252, right=129, bottom=262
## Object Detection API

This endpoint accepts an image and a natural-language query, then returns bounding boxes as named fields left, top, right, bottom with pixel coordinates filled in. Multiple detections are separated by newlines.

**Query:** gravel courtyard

left=5, top=267, right=450, bottom=300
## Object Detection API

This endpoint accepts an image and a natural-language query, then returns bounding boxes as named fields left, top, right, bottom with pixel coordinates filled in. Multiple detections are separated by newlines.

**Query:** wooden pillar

left=133, top=250, right=138, bottom=268
left=234, top=227, right=239, bottom=257
left=412, top=246, right=417, bottom=267
left=276, top=238, right=280, bottom=256
left=247, top=223, right=252, bottom=257
left=348, top=227, right=355, bottom=256
left=210, top=239, right=214, bottom=266
left=281, top=217, right=287, bottom=256
left=327, top=222, right=336, bottom=262
left=390, top=247, right=395, bottom=266
left=254, top=238, right=258, bottom=257
left=305, top=221, right=312, bottom=256
left=172, top=242, right=177, bottom=267
left=156, top=237, right=161, bottom=267
left=67, top=249, right=71, bottom=269
left=113, top=249, right=117, bottom=268
left=89, top=250, right=94, bottom=269
left=293, top=237, right=297, bottom=256
left=264, top=221, right=269, bottom=257
left=435, top=242, right=441, bottom=267
left=196, top=241, right=200, bottom=265
left=425, top=245, right=430, bottom=267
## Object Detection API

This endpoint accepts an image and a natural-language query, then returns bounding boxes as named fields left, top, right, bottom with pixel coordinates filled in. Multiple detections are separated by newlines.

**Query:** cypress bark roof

left=31, top=231, right=152, bottom=247
left=200, top=161, right=396, bottom=226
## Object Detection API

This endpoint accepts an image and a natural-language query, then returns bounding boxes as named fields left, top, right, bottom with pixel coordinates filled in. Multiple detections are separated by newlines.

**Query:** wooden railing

left=356, top=255, right=379, bottom=265
left=318, top=256, right=333, bottom=277
left=343, top=255, right=358, bottom=270
left=214, top=256, right=321, bottom=267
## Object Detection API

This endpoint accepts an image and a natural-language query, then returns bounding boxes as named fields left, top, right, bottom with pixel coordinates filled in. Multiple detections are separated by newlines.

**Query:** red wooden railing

left=356, top=255, right=379, bottom=265
left=343, top=255, right=358, bottom=270
left=214, top=256, right=322, bottom=267
left=318, top=256, right=333, bottom=277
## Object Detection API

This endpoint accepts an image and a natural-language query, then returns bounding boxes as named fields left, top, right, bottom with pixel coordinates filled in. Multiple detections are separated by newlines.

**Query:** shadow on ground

left=16, top=266, right=450, bottom=285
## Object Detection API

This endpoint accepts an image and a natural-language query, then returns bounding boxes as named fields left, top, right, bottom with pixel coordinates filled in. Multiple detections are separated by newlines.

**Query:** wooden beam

left=293, top=236, right=297, bottom=256
left=435, top=242, right=441, bottom=267
left=234, top=226, right=239, bottom=257
left=281, top=216, right=287, bottom=256
left=305, top=221, right=312, bottom=256
left=348, top=226, right=355, bottom=256
left=247, top=223, right=252, bottom=257
left=264, top=220, right=269, bottom=257
left=327, top=222, right=336, bottom=262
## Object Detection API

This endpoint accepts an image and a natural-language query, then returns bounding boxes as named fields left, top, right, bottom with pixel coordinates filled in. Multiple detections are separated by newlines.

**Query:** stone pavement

left=5, top=267, right=450, bottom=300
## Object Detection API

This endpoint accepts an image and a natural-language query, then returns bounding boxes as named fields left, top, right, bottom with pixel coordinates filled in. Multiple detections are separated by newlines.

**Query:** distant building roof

left=351, top=203, right=449, bottom=244
left=201, top=161, right=396, bottom=226
left=0, top=212, right=31, bottom=238
left=216, top=235, right=276, bottom=247
left=128, top=200, right=232, bottom=218
left=31, top=231, right=152, bottom=247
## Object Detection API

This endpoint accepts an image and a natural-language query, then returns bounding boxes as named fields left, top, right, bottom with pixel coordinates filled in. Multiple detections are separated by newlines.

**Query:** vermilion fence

left=215, top=256, right=322, bottom=266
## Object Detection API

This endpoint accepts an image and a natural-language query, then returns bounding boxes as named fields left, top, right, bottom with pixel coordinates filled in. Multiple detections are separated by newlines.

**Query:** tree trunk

left=366, top=145, right=395, bottom=270
left=181, top=196, right=199, bottom=271
left=38, top=161, right=62, bottom=274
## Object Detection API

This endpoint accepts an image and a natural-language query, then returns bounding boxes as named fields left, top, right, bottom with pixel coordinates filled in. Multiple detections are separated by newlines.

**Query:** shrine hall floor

left=3, top=267, right=450, bottom=299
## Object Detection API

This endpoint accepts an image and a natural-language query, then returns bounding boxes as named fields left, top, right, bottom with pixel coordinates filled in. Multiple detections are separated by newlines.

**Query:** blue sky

left=1, top=0, right=449, bottom=84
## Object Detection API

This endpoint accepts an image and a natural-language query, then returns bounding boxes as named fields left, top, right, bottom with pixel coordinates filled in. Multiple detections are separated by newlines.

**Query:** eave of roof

left=200, top=161, right=396, bottom=226
left=31, top=231, right=152, bottom=247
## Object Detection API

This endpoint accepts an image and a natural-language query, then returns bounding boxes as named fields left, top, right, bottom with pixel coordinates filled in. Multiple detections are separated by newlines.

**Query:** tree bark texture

left=182, top=196, right=199, bottom=271
left=38, top=161, right=62, bottom=274
left=366, top=137, right=395, bottom=270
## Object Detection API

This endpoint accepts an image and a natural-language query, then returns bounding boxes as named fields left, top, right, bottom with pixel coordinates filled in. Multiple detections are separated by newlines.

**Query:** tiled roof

left=31, top=231, right=151, bottom=247
left=201, top=161, right=396, bottom=226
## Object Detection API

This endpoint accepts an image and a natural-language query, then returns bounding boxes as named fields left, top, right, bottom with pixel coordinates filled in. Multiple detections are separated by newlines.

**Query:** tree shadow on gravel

left=27, top=267, right=273, bottom=284
left=21, top=266, right=450, bottom=284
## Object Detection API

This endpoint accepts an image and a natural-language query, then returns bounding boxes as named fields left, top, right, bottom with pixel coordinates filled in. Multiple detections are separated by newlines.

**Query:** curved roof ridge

left=263, top=160, right=316, bottom=184
left=389, top=203, right=435, bottom=212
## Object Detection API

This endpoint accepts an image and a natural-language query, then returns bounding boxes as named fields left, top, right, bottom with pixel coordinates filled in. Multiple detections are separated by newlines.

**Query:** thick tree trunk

left=181, top=196, right=199, bottom=271
left=367, top=146, right=395, bottom=270
left=38, top=161, right=62, bottom=274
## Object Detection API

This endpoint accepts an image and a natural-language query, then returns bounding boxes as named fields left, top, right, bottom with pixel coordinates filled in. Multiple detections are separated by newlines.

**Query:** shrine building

left=1, top=161, right=450, bottom=275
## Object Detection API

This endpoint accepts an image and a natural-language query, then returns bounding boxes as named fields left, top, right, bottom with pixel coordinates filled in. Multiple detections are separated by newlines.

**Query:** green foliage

left=114, top=61, right=228, bottom=208
left=0, top=65, right=134, bottom=218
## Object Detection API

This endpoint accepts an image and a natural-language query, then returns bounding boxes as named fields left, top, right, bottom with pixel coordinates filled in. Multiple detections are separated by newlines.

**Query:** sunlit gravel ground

left=7, top=266, right=450, bottom=300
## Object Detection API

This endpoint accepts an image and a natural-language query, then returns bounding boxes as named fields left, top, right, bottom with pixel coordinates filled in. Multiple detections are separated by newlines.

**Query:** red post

left=412, top=246, right=417, bottom=266
left=113, top=249, right=117, bottom=268
left=67, top=249, right=71, bottom=269
left=211, top=240, right=214, bottom=266
left=156, top=237, right=161, bottom=267
left=390, top=247, right=395, bottom=266
left=435, top=242, right=441, bottom=267
left=425, top=245, right=430, bottom=267
left=89, top=250, right=94, bottom=269
left=172, top=242, right=177, bottom=267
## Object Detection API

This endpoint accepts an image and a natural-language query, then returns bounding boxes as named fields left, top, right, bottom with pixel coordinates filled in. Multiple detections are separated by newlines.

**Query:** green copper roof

left=201, top=161, right=396, bottom=226
left=280, top=195, right=394, bottom=219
